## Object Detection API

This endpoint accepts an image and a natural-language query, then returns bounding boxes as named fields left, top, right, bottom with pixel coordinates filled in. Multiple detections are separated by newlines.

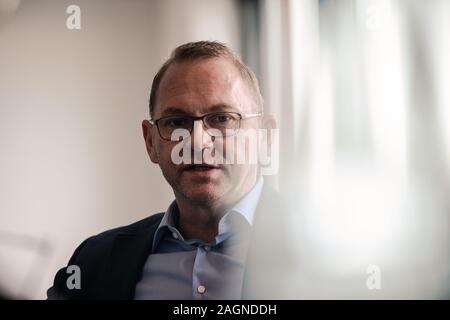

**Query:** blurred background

left=0, top=0, right=448, bottom=299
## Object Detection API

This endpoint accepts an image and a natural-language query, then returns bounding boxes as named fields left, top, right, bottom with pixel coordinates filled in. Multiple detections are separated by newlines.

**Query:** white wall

left=0, top=0, right=242, bottom=299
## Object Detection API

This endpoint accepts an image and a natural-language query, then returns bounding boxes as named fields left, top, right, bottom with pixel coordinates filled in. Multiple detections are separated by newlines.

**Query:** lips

left=182, top=164, right=221, bottom=171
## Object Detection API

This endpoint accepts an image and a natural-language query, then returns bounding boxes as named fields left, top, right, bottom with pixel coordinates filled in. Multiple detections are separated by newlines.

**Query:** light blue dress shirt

left=134, top=177, right=264, bottom=300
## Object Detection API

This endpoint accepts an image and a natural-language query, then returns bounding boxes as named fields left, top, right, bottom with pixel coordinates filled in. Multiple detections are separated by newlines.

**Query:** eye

left=162, top=117, right=190, bottom=128
left=209, top=113, right=236, bottom=124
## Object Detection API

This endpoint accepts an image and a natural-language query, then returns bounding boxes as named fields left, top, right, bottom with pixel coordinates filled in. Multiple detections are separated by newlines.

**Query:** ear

left=142, top=119, right=159, bottom=164
left=262, top=114, right=277, bottom=131
left=261, top=114, right=277, bottom=149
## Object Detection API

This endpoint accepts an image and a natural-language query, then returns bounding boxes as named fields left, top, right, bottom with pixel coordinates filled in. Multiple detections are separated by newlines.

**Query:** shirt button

left=197, top=285, right=206, bottom=294
left=204, top=245, right=211, bottom=251
left=171, top=232, right=179, bottom=239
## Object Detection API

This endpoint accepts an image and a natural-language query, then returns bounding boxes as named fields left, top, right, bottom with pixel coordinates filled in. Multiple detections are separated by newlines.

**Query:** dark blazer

left=47, top=186, right=294, bottom=299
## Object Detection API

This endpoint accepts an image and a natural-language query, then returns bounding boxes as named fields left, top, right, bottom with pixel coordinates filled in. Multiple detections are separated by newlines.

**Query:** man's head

left=142, top=41, right=272, bottom=210
left=149, top=41, right=263, bottom=118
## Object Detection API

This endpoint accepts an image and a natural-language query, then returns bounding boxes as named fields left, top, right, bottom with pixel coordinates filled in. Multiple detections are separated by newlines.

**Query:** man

left=47, top=41, right=292, bottom=300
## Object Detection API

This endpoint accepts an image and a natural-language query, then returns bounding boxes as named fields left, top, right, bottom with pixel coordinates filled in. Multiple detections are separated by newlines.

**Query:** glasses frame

left=149, top=111, right=263, bottom=141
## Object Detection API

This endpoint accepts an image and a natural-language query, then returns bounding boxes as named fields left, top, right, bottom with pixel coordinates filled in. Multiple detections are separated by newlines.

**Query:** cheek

left=155, top=141, right=177, bottom=164
left=221, top=135, right=251, bottom=164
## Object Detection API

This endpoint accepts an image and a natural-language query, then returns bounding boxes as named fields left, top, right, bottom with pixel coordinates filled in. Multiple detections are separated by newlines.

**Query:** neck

left=175, top=178, right=258, bottom=243
left=175, top=198, right=227, bottom=243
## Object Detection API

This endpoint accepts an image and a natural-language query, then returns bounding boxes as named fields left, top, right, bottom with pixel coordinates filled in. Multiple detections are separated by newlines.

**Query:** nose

left=192, top=120, right=214, bottom=163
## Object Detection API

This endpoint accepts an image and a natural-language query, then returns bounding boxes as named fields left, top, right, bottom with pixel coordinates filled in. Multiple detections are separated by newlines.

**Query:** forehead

left=155, top=58, right=252, bottom=117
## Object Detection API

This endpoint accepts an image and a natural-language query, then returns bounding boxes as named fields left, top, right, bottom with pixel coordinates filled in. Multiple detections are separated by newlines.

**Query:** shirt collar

left=217, top=176, right=264, bottom=235
left=151, top=201, right=180, bottom=252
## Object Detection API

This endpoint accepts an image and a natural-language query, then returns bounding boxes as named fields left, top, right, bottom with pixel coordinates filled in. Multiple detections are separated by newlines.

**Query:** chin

left=179, top=184, right=226, bottom=205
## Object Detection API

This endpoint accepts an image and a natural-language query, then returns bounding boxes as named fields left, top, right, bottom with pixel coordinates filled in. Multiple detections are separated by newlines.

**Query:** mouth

left=182, top=164, right=221, bottom=172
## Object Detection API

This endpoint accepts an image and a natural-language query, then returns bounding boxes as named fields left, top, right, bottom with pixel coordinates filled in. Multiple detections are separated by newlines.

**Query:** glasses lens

left=204, top=112, right=240, bottom=136
left=158, top=116, right=193, bottom=139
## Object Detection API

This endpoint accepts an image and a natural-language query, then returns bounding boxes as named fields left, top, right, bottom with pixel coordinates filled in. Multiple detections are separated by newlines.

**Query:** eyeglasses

left=149, top=111, right=263, bottom=141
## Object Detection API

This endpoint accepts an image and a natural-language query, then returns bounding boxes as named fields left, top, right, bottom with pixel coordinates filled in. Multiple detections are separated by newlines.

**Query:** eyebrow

left=160, top=104, right=238, bottom=117
left=160, top=107, right=190, bottom=116
left=207, top=104, right=238, bottom=113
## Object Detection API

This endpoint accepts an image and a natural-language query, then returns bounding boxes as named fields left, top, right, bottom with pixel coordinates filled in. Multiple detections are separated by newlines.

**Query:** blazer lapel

left=99, top=219, right=160, bottom=299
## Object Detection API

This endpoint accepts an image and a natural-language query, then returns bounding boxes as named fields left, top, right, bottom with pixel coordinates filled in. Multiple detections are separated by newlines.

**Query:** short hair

left=149, top=41, right=263, bottom=118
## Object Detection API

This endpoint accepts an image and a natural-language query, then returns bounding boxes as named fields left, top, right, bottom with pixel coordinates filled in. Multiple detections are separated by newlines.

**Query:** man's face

left=142, top=57, right=262, bottom=207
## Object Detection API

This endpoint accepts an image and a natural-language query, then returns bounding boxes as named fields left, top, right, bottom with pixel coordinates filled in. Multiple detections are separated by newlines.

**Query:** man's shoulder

left=93, top=212, right=164, bottom=238
left=65, top=212, right=164, bottom=265
left=84, top=212, right=165, bottom=247
left=47, top=212, right=165, bottom=299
